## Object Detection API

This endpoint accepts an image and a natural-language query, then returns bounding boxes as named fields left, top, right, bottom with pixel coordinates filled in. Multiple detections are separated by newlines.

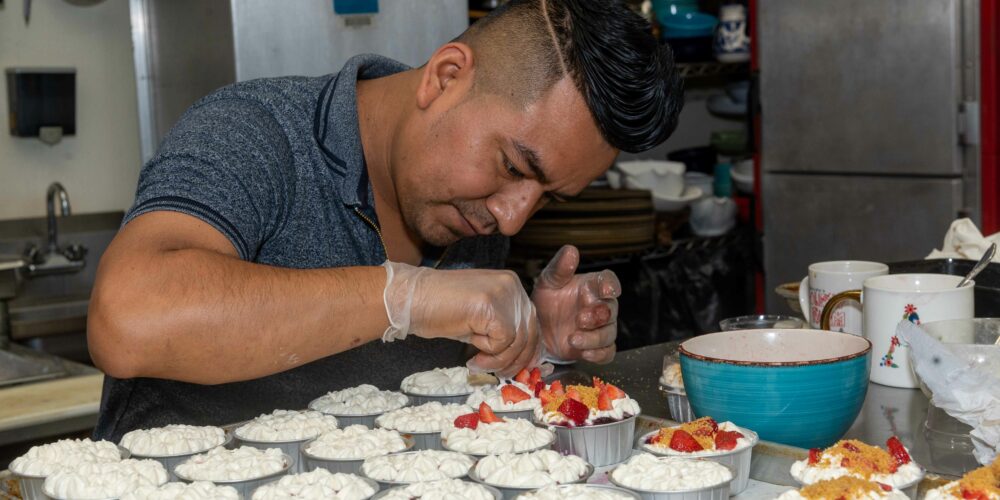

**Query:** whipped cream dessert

left=235, top=409, right=339, bottom=442
left=519, top=484, right=636, bottom=500
left=466, top=381, right=540, bottom=412
left=643, top=417, right=753, bottom=456
left=43, top=459, right=168, bottom=499
left=175, top=446, right=287, bottom=482
left=400, top=367, right=475, bottom=396
left=534, top=380, right=640, bottom=427
left=659, top=363, right=684, bottom=390
left=304, top=425, right=408, bottom=460
left=777, top=476, right=909, bottom=500
left=378, top=479, right=494, bottom=500
left=361, top=450, right=473, bottom=483
left=310, top=384, right=408, bottom=415
left=611, top=453, right=732, bottom=491
left=790, top=438, right=923, bottom=488
left=375, top=402, right=472, bottom=433
left=121, top=481, right=240, bottom=500
left=442, top=418, right=553, bottom=455
left=251, top=468, right=377, bottom=500
left=924, top=457, right=1000, bottom=500
left=120, top=425, right=226, bottom=456
left=10, top=438, right=122, bottom=477
left=474, top=450, right=590, bottom=488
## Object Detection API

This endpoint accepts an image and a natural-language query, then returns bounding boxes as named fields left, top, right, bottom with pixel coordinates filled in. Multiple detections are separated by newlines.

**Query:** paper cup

left=440, top=426, right=555, bottom=457
left=549, top=415, right=636, bottom=467
left=468, top=462, right=594, bottom=499
left=128, top=433, right=232, bottom=482
left=300, top=435, right=414, bottom=475
left=12, top=446, right=131, bottom=500
left=235, top=435, right=313, bottom=473
left=659, top=385, right=694, bottom=423
left=359, top=451, right=472, bottom=490
left=402, top=390, right=473, bottom=406
left=637, top=426, right=758, bottom=494
left=609, top=461, right=733, bottom=500
left=175, top=452, right=292, bottom=499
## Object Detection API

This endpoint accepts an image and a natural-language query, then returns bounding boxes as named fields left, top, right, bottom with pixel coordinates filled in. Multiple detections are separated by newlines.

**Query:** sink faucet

left=47, top=182, right=71, bottom=254
left=23, top=182, right=87, bottom=277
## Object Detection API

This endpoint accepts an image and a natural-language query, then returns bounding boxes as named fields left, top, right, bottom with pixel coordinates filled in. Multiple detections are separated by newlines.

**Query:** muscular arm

left=87, top=211, right=390, bottom=384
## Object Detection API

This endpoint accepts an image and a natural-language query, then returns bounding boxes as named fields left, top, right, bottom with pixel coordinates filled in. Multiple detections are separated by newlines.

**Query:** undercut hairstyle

left=456, top=0, right=684, bottom=153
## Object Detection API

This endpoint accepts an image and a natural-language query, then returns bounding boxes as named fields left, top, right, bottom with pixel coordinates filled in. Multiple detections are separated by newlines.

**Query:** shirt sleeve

left=124, top=98, right=295, bottom=261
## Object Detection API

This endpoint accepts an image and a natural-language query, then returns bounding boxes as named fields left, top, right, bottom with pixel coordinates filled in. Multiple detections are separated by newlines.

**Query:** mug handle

left=820, top=290, right=862, bottom=330
left=797, top=276, right=810, bottom=324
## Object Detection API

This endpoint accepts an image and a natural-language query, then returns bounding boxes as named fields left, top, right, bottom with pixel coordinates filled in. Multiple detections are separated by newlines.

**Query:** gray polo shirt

left=94, top=54, right=508, bottom=441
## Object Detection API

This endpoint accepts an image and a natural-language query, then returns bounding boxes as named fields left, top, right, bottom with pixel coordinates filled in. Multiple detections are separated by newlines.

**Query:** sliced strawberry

left=478, top=402, right=505, bottom=423
left=529, top=367, right=542, bottom=387
left=557, top=398, right=590, bottom=426
left=877, top=483, right=893, bottom=492
left=501, top=385, right=531, bottom=404
left=454, top=413, right=479, bottom=430
left=539, top=389, right=554, bottom=406
left=566, top=387, right=582, bottom=402
left=842, top=441, right=860, bottom=453
left=592, top=376, right=605, bottom=389
left=962, top=489, right=989, bottom=500
left=604, top=383, right=626, bottom=400
left=808, top=448, right=821, bottom=465
left=550, top=380, right=565, bottom=396
left=597, top=391, right=613, bottom=411
left=668, top=429, right=704, bottom=452
left=840, top=458, right=851, bottom=468
left=534, top=381, right=545, bottom=397
left=886, top=436, right=911, bottom=466
left=514, top=369, right=531, bottom=386
left=714, top=430, right=743, bottom=451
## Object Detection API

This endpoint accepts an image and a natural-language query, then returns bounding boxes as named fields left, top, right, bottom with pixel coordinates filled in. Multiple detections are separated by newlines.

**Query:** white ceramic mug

left=798, top=261, right=889, bottom=332
left=821, top=274, right=975, bottom=388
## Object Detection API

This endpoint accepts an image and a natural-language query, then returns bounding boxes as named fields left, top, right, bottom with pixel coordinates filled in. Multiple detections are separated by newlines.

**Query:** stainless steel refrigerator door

left=763, top=174, right=963, bottom=312
left=231, top=0, right=468, bottom=82
left=759, top=0, right=964, bottom=176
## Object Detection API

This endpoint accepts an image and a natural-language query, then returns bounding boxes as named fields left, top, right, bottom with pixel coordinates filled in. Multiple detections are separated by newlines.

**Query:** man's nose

left=486, top=183, right=544, bottom=236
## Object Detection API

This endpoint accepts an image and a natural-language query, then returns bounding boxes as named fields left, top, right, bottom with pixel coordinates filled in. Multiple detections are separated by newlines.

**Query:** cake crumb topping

left=799, top=476, right=889, bottom=499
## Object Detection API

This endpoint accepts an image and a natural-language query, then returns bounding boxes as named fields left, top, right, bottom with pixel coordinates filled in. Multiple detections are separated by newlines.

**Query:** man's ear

left=416, top=42, right=475, bottom=110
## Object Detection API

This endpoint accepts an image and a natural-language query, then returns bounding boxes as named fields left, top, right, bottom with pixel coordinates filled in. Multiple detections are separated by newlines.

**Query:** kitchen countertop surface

left=561, top=340, right=979, bottom=478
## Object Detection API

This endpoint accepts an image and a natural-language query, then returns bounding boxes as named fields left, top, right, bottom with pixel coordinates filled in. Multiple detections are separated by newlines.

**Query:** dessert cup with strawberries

left=466, top=368, right=544, bottom=421
left=923, top=457, right=999, bottom=500
left=778, top=476, right=910, bottom=500
left=638, top=417, right=759, bottom=494
left=441, top=403, right=555, bottom=456
left=533, top=377, right=641, bottom=467
left=790, top=437, right=925, bottom=499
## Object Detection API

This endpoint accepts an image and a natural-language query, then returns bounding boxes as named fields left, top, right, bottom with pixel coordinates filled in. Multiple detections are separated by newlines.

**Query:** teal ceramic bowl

left=679, top=329, right=871, bottom=449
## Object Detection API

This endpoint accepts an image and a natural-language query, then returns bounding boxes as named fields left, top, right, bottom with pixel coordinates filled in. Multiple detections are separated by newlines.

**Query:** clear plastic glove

left=532, top=245, right=621, bottom=364
left=382, top=261, right=542, bottom=377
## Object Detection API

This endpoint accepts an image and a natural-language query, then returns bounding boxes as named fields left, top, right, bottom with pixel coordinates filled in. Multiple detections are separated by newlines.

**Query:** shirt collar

left=314, top=54, right=410, bottom=207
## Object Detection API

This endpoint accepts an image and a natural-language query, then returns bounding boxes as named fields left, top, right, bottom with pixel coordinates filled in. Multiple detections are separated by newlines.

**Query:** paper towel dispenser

left=5, top=68, right=76, bottom=144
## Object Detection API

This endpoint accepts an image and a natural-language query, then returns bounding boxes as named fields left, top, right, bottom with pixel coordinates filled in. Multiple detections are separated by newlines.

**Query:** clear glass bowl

left=718, top=314, right=805, bottom=331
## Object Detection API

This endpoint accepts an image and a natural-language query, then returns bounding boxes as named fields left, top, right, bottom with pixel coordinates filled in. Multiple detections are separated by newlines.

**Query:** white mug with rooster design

left=798, top=261, right=889, bottom=333
left=821, top=273, right=974, bottom=388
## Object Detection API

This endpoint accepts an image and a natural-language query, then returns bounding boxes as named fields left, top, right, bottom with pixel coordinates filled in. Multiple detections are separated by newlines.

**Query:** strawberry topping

left=557, top=398, right=590, bottom=426
left=714, top=430, right=744, bottom=451
left=597, top=390, right=613, bottom=411
left=514, top=369, right=531, bottom=386
left=501, top=384, right=531, bottom=404
left=478, top=402, right=505, bottom=424
left=534, top=381, right=544, bottom=397
left=528, top=367, right=542, bottom=387
left=669, top=429, right=704, bottom=452
left=454, top=413, right=479, bottom=430
left=886, top=436, right=911, bottom=466
left=808, top=448, right=821, bottom=465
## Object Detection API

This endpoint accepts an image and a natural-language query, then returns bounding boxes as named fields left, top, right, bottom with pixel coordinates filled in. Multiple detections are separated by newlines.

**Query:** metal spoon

left=957, top=242, right=997, bottom=288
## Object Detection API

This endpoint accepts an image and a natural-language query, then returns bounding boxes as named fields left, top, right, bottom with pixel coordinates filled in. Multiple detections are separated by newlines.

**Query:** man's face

left=391, top=77, right=618, bottom=247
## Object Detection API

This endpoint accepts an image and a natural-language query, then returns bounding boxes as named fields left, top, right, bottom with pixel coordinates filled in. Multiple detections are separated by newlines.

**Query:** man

left=88, top=0, right=682, bottom=440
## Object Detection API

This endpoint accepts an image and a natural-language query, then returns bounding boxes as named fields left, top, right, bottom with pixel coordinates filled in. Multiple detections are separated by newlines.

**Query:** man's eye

left=505, top=158, right=524, bottom=179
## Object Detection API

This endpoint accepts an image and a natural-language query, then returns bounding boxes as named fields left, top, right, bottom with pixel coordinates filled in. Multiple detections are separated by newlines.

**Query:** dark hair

left=461, top=0, right=683, bottom=153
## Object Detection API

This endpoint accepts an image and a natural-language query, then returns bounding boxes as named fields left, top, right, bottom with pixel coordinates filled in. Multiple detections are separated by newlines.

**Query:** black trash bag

left=577, top=227, right=757, bottom=351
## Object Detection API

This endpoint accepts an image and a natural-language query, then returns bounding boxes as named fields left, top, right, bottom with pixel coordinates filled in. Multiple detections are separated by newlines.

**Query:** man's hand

left=532, top=245, right=621, bottom=363
left=382, top=261, right=541, bottom=377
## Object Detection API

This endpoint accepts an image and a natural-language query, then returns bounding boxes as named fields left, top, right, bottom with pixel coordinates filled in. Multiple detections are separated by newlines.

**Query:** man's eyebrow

left=512, top=140, right=550, bottom=185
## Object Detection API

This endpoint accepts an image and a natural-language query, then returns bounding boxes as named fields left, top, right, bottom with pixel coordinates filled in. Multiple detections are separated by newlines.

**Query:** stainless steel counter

left=558, top=341, right=979, bottom=478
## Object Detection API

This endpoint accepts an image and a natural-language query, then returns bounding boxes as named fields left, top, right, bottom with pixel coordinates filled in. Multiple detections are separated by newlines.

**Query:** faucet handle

left=61, top=244, right=88, bottom=262
left=22, top=244, right=42, bottom=265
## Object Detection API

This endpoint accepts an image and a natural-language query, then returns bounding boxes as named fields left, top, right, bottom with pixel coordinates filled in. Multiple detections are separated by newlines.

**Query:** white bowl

left=731, top=160, right=753, bottom=193
left=690, top=197, right=737, bottom=236
left=619, top=160, right=686, bottom=198
left=653, top=186, right=702, bottom=212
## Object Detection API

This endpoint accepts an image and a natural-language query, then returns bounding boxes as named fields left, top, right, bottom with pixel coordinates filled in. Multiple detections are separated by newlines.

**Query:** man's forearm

left=88, top=247, right=389, bottom=384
